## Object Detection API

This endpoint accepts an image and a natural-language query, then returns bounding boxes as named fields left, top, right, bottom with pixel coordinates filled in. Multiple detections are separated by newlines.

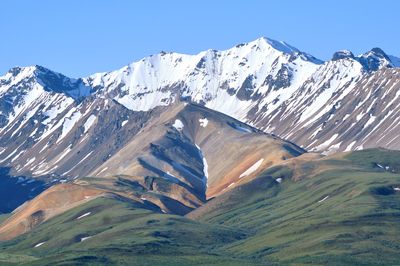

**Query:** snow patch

left=121, top=120, right=128, bottom=127
left=26, top=157, right=36, bottom=166
left=228, top=182, right=235, bottom=188
left=345, top=141, right=357, bottom=152
left=318, top=196, right=329, bottom=203
left=53, top=146, right=72, bottom=164
left=77, top=212, right=91, bottom=220
left=80, top=236, right=92, bottom=242
left=199, top=117, right=209, bottom=128
left=239, top=159, right=264, bottom=178
left=363, top=115, right=376, bottom=129
left=97, top=167, right=108, bottom=175
left=83, top=115, right=96, bottom=133
left=34, top=242, right=46, bottom=248
left=314, top=134, right=338, bottom=151
left=172, top=119, right=184, bottom=131
left=195, top=144, right=209, bottom=188
left=56, top=110, right=83, bottom=143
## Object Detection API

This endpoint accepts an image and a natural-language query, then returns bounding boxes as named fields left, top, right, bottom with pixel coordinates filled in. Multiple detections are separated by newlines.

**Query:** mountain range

left=0, top=37, right=399, bottom=265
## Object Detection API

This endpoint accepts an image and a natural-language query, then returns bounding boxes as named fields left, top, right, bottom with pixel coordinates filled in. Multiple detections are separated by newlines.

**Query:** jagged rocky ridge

left=1, top=37, right=400, bottom=183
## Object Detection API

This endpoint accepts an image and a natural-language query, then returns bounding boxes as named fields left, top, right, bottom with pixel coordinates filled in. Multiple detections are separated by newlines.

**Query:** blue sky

left=1, top=0, right=399, bottom=77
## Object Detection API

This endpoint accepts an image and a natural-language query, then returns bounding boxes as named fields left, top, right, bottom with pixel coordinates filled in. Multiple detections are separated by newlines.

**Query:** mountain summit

left=0, top=37, right=400, bottom=265
left=0, top=37, right=400, bottom=182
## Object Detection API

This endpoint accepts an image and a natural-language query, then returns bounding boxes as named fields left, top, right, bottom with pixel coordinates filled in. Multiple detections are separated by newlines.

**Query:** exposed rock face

left=357, top=48, right=393, bottom=71
left=332, top=50, right=355, bottom=61
left=88, top=103, right=303, bottom=208
left=1, top=36, right=400, bottom=240
left=0, top=37, right=400, bottom=184
left=0, top=103, right=304, bottom=238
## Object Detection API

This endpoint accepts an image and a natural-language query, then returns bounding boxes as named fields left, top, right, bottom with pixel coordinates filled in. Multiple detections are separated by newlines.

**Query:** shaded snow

left=83, top=115, right=96, bottom=133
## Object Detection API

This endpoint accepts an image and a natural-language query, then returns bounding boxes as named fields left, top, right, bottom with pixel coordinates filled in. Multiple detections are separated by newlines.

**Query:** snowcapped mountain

left=81, top=37, right=400, bottom=154
left=84, top=37, right=322, bottom=117
left=0, top=65, right=155, bottom=181
left=0, top=37, right=400, bottom=182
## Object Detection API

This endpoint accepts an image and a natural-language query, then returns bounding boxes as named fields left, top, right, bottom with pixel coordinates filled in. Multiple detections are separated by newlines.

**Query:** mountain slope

left=0, top=65, right=163, bottom=181
left=1, top=36, right=400, bottom=265
left=0, top=196, right=253, bottom=266
left=187, top=148, right=400, bottom=265
left=79, top=37, right=400, bottom=153
left=1, top=37, right=399, bottom=182
left=89, top=103, right=303, bottom=199
left=0, top=103, right=303, bottom=239
left=0, top=149, right=399, bottom=265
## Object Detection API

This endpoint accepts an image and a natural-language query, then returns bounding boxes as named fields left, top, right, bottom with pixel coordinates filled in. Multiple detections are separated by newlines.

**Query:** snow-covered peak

left=245, top=37, right=300, bottom=54
left=332, top=50, right=355, bottom=61
left=243, top=37, right=323, bottom=64
left=0, top=66, right=37, bottom=89
left=34, top=66, right=91, bottom=99
left=357, top=47, right=393, bottom=71
left=83, top=37, right=324, bottom=113
left=329, top=47, right=397, bottom=72
left=0, top=65, right=91, bottom=100
left=5, top=65, right=36, bottom=76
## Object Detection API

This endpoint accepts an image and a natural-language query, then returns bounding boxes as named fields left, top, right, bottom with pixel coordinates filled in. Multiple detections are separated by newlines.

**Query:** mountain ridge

left=1, top=37, right=400, bottom=181
left=0, top=37, right=400, bottom=265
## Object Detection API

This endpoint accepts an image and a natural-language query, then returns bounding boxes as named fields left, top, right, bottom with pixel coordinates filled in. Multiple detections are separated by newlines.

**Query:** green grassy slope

left=0, top=196, right=254, bottom=265
left=192, top=149, right=400, bottom=265
left=0, top=149, right=399, bottom=265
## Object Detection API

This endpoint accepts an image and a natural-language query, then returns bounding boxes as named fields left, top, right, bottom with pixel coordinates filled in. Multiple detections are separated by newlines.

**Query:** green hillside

left=192, top=149, right=400, bottom=265
left=0, top=149, right=399, bottom=265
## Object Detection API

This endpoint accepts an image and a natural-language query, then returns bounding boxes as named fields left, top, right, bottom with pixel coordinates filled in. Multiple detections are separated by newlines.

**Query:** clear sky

left=1, top=0, right=399, bottom=78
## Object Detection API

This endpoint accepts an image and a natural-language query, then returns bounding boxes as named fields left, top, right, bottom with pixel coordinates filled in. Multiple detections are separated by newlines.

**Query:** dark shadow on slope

left=0, top=167, right=47, bottom=214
